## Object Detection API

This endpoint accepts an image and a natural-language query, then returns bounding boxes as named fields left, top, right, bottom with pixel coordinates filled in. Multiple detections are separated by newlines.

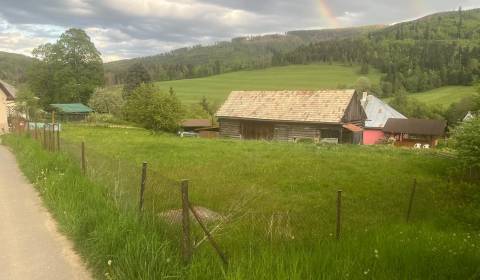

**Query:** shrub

left=452, top=117, right=480, bottom=172
left=123, top=83, right=183, bottom=132
left=88, top=88, right=124, bottom=117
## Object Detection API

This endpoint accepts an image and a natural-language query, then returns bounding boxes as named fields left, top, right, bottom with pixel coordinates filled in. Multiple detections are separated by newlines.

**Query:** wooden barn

left=216, top=90, right=367, bottom=143
left=383, top=118, right=447, bottom=148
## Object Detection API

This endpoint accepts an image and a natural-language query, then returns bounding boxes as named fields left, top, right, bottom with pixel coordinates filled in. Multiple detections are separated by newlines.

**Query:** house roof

left=0, top=80, right=16, bottom=101
left=362, top=95, right=406, bottom=128
left=383, top=118, right=447, bottom=136
left=50, top=103, right=93, bottom=114
left=216, top=90, right=357, bottom=124
left=181, top=119, right=211, bottom=128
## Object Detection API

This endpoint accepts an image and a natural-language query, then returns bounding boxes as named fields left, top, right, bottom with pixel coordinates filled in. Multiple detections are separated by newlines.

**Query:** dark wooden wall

left=219, top=119, right=349, bottom=142
left=342, top=91, right=367, bottom=125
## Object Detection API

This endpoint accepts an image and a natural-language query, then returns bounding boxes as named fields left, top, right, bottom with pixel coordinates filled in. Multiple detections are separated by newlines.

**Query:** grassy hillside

left=5, top=126, right=479, bottom=279
left=411, top=86, right=477, bottom=107
left=105, top=64, right=381, bottom=104
left=0, top=51, right=34, bottom=84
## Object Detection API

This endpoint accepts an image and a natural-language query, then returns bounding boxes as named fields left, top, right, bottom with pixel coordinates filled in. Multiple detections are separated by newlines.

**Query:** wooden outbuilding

left=383, top=118, right=447, bottom=148
left=180, top=119, right=212, bottom=132
left=216, top=90, right=367, bottom=143
left=50, top=103, right=93, bottom=121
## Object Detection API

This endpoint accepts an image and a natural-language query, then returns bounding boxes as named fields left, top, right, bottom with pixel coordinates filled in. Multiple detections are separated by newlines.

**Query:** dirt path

left=0, top=145, right=92, bottom=280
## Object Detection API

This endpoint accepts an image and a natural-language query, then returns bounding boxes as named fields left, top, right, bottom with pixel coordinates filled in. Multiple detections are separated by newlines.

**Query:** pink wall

left=363, top=130, right=385, bottom=145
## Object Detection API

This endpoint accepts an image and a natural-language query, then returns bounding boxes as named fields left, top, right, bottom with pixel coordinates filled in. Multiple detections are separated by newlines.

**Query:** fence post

left=50, top=124, right=54, bottom=151
left=138, top=162, right=148, bottom=212
left=81, top=141, right=86, bottom=175
left=34, top=122, right=38, bottom=140
left=336, top=190, right=342, bottom=240
left=181, top=179, right=192, bottom=264
left=43, top=125, right=47, bottom=149
left=406, top=178, right=417, bottom=223
left=56, top=124, right=60, bottom=152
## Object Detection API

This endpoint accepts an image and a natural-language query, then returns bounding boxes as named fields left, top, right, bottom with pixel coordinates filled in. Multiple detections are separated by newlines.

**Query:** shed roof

left=181, top=119, right=211, bottom=128
left=383, top=118, right=446, bottom=136
left=216, top=90, right=357, bottom=124
left=343, top=123, right=363, bottom=132
left=0, top=80, right=16, bottom=101
left=362, top=95, right=406, bottom=128
left=50, top=103, right=93, bottom=114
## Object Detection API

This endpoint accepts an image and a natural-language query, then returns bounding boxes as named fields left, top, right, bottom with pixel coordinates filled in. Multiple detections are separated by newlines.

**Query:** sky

left=0, top=0, right=478, bottom=62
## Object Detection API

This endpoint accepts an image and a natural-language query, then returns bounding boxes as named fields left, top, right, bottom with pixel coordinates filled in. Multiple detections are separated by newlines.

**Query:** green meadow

left=106, top=64, right=382, bottom=104
left=410, top=86, right=477, bottom=107
left=106, top=64, right=476, bottom=108
left=3, top=126, right=479, bottom=279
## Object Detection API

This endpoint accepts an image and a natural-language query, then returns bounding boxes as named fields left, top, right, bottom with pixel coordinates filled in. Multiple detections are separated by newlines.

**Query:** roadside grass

left=103, top=64, right=382, bottom=104
left=3, top=127, right=480, bottom=279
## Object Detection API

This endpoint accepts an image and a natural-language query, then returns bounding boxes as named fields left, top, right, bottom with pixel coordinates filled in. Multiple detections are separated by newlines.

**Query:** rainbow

left=316, top=0, right=339, bottom=28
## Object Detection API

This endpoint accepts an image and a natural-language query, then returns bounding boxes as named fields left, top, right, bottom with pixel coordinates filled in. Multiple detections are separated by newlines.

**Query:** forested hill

left=280, top=8, right=480, bottom=97
left=0, top=51, right=34, bottom=84
left=371, top=8, right=480, bottom=40
left=103, top=25, right=384, bottom=85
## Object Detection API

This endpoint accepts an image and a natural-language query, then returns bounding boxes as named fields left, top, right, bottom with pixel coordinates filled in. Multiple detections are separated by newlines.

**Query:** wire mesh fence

left=12, top=121, right=461, bottom=268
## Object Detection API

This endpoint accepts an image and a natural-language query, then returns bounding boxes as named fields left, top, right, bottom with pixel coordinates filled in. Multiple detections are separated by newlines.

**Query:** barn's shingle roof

left=216, top=90, right=356, bottom=123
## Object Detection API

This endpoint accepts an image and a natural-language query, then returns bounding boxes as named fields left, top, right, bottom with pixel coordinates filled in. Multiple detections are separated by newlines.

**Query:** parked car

left=178, top=131, right=198, bottom=138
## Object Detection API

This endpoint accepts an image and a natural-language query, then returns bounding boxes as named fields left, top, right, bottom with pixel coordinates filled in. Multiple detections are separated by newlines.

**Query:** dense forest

left=0, top=51, right=34, bottom=84
left=279, top=8, right=480, bottom=96
left=103, top=25, right=383, bottom=85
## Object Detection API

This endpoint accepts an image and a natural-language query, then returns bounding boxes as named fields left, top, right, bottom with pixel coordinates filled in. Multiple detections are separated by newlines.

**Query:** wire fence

left=12, top=120, right=467, bottom=268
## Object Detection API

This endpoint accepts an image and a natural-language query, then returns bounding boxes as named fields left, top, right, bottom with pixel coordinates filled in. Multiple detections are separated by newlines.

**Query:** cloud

left=0, top=0, right=476, bottom=61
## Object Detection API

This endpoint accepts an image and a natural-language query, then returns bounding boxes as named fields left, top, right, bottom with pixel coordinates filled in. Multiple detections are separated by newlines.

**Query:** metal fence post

left=138, top=162, right=148, bottom=212
left=81, top=141, right=86, bottom=175
left=406, top=178, right=417, bottom=223
left=336, top=190, right=342, bottom=240
left=181, top=179, right=192, bottom=264
left=56, top=124, right=60, bottom=152
left=43, top=125, right=47, bottom=149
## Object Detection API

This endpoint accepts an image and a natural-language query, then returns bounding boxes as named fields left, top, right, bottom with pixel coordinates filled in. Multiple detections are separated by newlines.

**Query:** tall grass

left=3, top=127, right=480, bottom=279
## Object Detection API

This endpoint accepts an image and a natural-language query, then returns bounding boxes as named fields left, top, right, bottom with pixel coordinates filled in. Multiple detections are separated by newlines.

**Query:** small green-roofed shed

left=50, top=103, right=93, bottom=121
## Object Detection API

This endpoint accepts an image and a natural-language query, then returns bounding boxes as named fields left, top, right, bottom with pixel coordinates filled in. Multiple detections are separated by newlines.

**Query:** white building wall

left=0, top=93, right=8, bottom=134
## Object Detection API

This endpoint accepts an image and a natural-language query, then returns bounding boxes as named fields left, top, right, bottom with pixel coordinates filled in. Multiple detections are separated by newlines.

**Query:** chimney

left=362, top=92, right=368, bottom=101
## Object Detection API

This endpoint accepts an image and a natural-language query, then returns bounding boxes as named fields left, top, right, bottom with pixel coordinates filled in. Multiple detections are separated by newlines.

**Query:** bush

left=123, top=83, right=183, bottom=132
left=452, top=117, right=480, bottom=172
left=88, top=88, right=124, bottom=117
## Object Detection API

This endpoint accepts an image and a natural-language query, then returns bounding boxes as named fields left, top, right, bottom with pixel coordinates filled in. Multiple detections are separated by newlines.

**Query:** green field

left=108, top=64, right=476, bottom=108
left=410, top=86, right=477, bottom=107
left=4, top=126, right=479, bottom=279
left=107, top=64, right=381, bottom=104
